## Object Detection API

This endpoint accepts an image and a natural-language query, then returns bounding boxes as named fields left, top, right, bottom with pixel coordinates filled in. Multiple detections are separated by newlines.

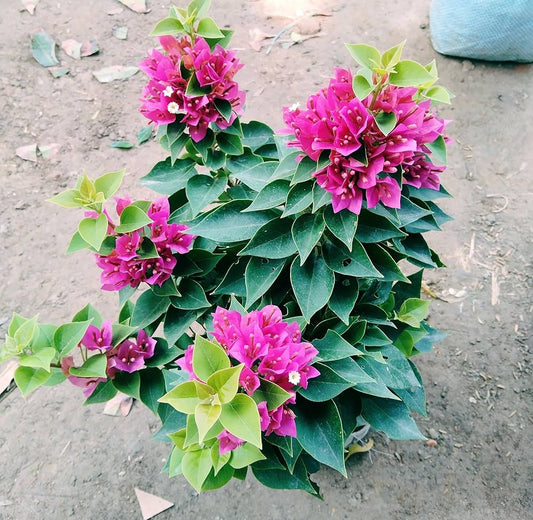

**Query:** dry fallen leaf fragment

left=61, top=38, right=82, bottom=60
left=93, top=65, right=139, bottom=83
left=31, top=29, right=59, bottom=67
left=0, top=360, right=17, bottom=397
left=112, top=25, right=128, bottom=40
left=103, top=392, right=133, bottom=416
left=80, top=40, right=100, bottom=57
left=16, top=143, right=38, bottom=162
left=21, top=0, right=39, bottom=15
left=38, top=143, right=61, bottom=159
left=134, top=488, right=173, bottom=520
left=345, top=438, right=374, bottom=460
left=48, top=67, right=70, bottom=78
left=117, top=0, right=149, bottom=13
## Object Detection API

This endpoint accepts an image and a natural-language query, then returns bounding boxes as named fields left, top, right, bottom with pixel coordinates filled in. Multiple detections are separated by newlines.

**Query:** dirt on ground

left=0, top=1, right=531, bottom=519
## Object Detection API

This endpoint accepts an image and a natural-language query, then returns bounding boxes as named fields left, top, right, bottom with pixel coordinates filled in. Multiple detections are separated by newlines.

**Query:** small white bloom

left=163, top=85, right=174, bottom=97
left=289, top=102, right=300, bottom=112
left=288, top=371, right=301, bottom=385
left=167, top=102, right=180, bottom=114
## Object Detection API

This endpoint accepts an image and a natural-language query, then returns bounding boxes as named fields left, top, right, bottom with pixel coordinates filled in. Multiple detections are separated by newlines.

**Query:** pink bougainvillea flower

left=366, top=176, right=402, bottom=209
left=81, top=321, right=113, bottom=351
left=113, top=339, right=146, bottom=373
left=115, top=231, right=142, bottom=261
left=217, top=430, right=244, bottom=455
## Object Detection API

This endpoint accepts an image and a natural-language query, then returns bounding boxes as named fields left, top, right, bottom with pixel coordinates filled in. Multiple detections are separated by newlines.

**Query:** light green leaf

left=290, top=252, right=334, bottom=322
left=187, top=0, right=211, bottom=18
left=137, top=126, right=153, bottom=145
left=423, top=85, right=452, bottom=104
left=78, top=214, right=108, bottom=250
left=197, top=17, right=224, bottom=38
left=192, top=336, right=230, bottom=382
left=150, top=17, right=185, bottom=36
left=375, top=112, right=397, bottom=136
left=206, top=364, right=244, bottom=404
left=396, top=298, right=430, bottom=328
left=381, top=41, right=405, bottom=68
left=13, top=315, right=39, bottom=349
left=47, top=189, right=82, bottom=208
left=389, top=60, right=435, bottom=87
left=292, top=213, right=325, bottom=265
left=111, top=140, right=133, bottom=149
left=115, top=205, right=152, bottom=234
left=195, top=402, right=222, bottom=443
left=69, top=354, right=107, bottom=378
left=425, top=135, right=447, bottom=166
left=54, top=321, right=91, bottom=357
left=159, top=380, right=201, bottom=414
left=352, top=73, right=373, bottom=99
left=182, top=449, right=213, bottom=492
left=345, top=43, right=381, bottom=69
left=220, top=393, right=262, bottom=448
left=19, top=348, right=56, bottom=372
left=14, top=366, right=51, bottom=396
left=94, top=170, right=124, bottom=200
left=230, top=443, right=266, bottom=469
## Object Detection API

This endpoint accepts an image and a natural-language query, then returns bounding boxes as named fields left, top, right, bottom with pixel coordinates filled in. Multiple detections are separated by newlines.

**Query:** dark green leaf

left=140, top=158, right=197, bottom=195
left=31, top=30, right=59, bottom=67
left=298, top=363, right=354, bottom=401
left=245, top=257, right=285, bottom=307
left=241, top=121, right=274, bottom=151
left=355, top=210, right=406, bottom=243
left=140, top=368, right=165, bottom=414
left=292, top=156, right=317, bottom=185
left=324, top=206, right=358, bottom=250
left=84, top=380, right=117, bottom=404
left=392, top=235, right=436, bottom=268
left=217, top=132, right=243, bottom=156
left=323, top=238, right=382, bottom=278
left=328, top=276, right=358, bottom=325
left=239, top=219, right=297, bottom=259
left=364, top=243, right=409, bottom=282
left=113, top=371, right=141, bottom=400
left=213, top=258, right=248, bottom=296
left=282, top=180, right=314, bottom=217
left=172, top=279, right=210, bottom=310
left=252, top=458, right=319, bottom=496
left=291, top=213, right=325, bottom=265
left=164, top=307, right=200, bottom=346
left=130, top=291, right=171, bottom=328
left=186, top=175, right=227, bottom=217
left=232, top=161, right=278, bottom=192
left=244, top=180, right=290, bottom=212
left=314, top=330, right=364, bottom=362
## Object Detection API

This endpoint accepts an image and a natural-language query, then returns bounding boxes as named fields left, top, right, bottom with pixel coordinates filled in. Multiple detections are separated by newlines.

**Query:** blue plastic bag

left=430, top=0, right=533, bottom=62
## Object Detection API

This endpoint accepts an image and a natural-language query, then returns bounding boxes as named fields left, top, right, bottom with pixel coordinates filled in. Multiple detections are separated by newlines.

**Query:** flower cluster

left=95, top=197, right=194, bottom=291
left=61, top=322, right=156, bottom=397
left=283, top=68, right=449, bottom=213
left=139, top=35, right=245, bottom=142
left=178, top=305, right=319, bottom=453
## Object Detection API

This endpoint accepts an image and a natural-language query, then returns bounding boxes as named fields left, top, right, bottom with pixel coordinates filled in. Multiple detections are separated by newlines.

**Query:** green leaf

left=345, top=43, right=381, bottom=69
left=112, top=371, right=141, bottom=399
left=327, top=358, right=376, bottom=386
left=282, top=180, right=314, bottom=217
left=47, top=189, right=82, bottom=208
left=204, top=28, right=234, bottom=50
left=269, top=152, right=299, bottom=182
left=381, top=41, right=405, bottom=68
left=232, top=161, right=278, bottom=192
left=163, top=307, right=199, bottom=347
left=32, top=323, right=58, bottom=351
left=423, top=85, right=452, bottom=104
left=425, top=135, right=447, bottom=166
left=360, top=325, right=391, bottom=346
left=115, top=205, right=152, bottom=234
left=19, top=348, right=56, bottom=372
left=389, top=60, right=435, bottom=87
left=252, top=458, right=318, bottom=495
left=290, top=252, right=334, bottom=322
left=54, top=321, right=91, bottom=357
left=31, top=29, right=59, bottom=67
left=361, top=396, right=425, bottom=439
left=201, top=464, right=234, bottom=490
left=197, top=17, right=224, bottom=38
left=185, top=73, right=211, bottom=97
left=396, top=298, right=430, bottom=328
left=69, top=354, right=107, bottom=378
left=230, top=443, right=266, bottom=469
left=140, top=157, right=197, bottom=195
left=78, top=214, right=108, bottom=250
left=217, top=132, right=243, bottom=156
left=328, top=276, right=358, bottom=324
left=206, top=364, right=244, bottom=404
left=187, top=200, right=276, bottom=242
left=111, top=323, right=136, bottom=346
left=355, top=210, right=406, bottom=243
left=352, top=74, right=373, bottom=99
left=324, top=206, right=358, bottom=250
left=291, top=156, right=317, bottom=185
left=313, top=330, right=363, bottom=362
left=213, top=98, right=233, bottom=122
left=137, top=126, right=153, bottom=145
left=192, top=336, right=230, bottom=382
left=84, top=380, right=118, bottom=404
left=292, top=213, right=325, bottom=265
left=213, top=258, right=248, bottom=297
left=172, top=279, right=210, bottom=310
left=244, top=257, right=285, bottom=307
left=195, top=402, right=222, bottom=443
left=182, top=449, right=213, bottom=492
left=14, top=366, right=51, bottom=396
left=293, top=398, right=346, bottom=475
left=186, top=175, right=226, bottom=217
left=72, top=306, right=102, bottom=330
left=12, top=315, right=39, bottom=349
left=220, top=394, right=262, bottom=448
left=111, top=140, right=133, bottom=149
left=239, top=219, right=297, bottom=259
left=150, top=17, right=185, bottom=36
left=323, top=238, right=382, bottom=278
left=187, top=0, right=211, bottom=18
left=241, top=121, right=274, bottom=150
left=298, top=363, right=353, bottom=401
left=65, top=231, right=90, bottom=254
left=159, top=380, right=200, bottom=413
left=364, top=243, right=409, bottom=282
left=375, top=112, right=397, bottom=136
left=130, top=291, right=170, bottom=328
left=244, top=180, right=290, bottom=212
left=251, top=379, right=292, bottom=411
left=139, top=368, right=165, bottom=414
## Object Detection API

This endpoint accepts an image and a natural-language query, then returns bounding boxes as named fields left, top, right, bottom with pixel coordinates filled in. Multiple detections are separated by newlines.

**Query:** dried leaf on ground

left=61, top=39, right=82, bottom=59
left=345, top=438, right=374, bottom=460
left=31, top=29, right=59, bottom=67
left=117, top=0, right=149, bottom=13
left=248, top=28, right=276, bottom=52
left=102, top=392, right=133, bottom=416
left=38, top=143, right=61, bottom=159
left=107, top=7, right=123, bottom=15
left=112, top=25, right=128, bottom=40
left=137, top=126, right=152, bottom=145
left=80, top=40, right=100, bottom=57
left=111, top=140, right=134, bottom=149
left=16, top=143, right=38, bottom=162
left=93, top=65, right=138, bottom=83
left=134, top=488, right=173, bottom=520
left=0, top=360, right=17, bottom=397
left=21, top=0, right=39, bottom=15
left=48, top=67, right=69, bottom=78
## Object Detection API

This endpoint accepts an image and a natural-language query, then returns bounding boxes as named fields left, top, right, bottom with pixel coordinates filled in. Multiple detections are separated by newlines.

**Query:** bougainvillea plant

left=1, top=0, right=453, bottom=496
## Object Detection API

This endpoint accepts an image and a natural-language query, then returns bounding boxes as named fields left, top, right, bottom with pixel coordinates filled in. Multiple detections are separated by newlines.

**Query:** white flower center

left=163, top=85, right=174, bottom=97
left=167, top=102, right=180, bottom=114
left=289, top=102, right=300, bottom=112
left=288, top=371, right=301, bottom=385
